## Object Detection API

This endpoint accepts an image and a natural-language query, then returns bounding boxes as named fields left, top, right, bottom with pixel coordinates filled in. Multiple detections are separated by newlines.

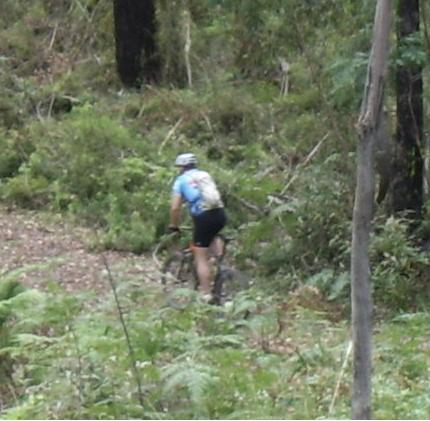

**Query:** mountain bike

left=159, top=233, right=248, bottom=308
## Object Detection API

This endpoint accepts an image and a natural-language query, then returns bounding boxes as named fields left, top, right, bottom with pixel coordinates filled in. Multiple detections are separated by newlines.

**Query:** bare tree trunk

left=352, top=0, right=392, bottom=419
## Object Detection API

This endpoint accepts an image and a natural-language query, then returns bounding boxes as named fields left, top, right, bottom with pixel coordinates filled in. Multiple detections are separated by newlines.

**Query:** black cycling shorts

left=192, top=208, right=227, bottom=248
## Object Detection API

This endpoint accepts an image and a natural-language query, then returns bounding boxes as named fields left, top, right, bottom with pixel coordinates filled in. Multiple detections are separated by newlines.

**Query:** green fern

left=162, top=359, right=218, bottom=412
left=0, top=278, right=25, bottom=301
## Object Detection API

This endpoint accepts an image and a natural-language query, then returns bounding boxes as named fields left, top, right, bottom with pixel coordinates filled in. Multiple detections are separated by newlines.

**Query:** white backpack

left=190, top=170, right=224, bottom=211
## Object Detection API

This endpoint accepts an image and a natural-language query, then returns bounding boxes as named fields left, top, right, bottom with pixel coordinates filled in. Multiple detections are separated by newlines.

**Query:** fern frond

left=13, top=333, right=59, bottom=347
left=7, top=288, right=46, bottom=306
left=0, top=278, right=25, bottom=300
left=162, top=359, right=217, bottom=406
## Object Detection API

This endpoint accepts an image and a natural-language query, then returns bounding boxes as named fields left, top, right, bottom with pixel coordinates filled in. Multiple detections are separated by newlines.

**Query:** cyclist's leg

left=193, top=246, right=212, bottom=294
left=208, top=236, right=224, bottom=260
left=208, top=208, right=227, bottom=259
left=192, top=213, right=214, bottom=295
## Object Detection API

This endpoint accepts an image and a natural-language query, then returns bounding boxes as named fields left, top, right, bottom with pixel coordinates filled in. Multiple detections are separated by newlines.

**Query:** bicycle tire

left=161, top=251, right=198, bottom=308
left=215, top=265, right=252, bottom=303
left=211, top=269, right=224, bottom=305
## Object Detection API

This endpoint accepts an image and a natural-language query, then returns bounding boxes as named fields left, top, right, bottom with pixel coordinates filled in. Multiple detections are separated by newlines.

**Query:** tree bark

left=352, top=0, right=392, bottom=419
left=113, top=0, right=160, bottom=87
left=391, top=0, right=424, bottom=216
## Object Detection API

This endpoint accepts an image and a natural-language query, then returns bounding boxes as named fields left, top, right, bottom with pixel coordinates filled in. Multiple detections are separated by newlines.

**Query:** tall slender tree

left=391, top=0, right=424, bottom=216
left=113, top=0, right=160, bottom=87
left=352, top=0, right=392, bottom=418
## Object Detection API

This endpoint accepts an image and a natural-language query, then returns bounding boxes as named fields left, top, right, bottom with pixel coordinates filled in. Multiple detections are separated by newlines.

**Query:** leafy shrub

left=257, top=153, right=353, bottom=279
left=2, top=107, right=174, bottom=250
left=2, top=171, right=50, bottom=208
left=0, top=131, right=25, bottom=178
left=0, top=3, right=49, bottom=76
left=204, top=89, right=270, bottom=163
left=0, top=92, right=24, bottom=129
left=326, top=52, right=368, bottom=111
left=370, top=216, right=430, bottom=311
left=305, top=269, right=350, bottom=302
left=0, top=278, right=25, bottom=400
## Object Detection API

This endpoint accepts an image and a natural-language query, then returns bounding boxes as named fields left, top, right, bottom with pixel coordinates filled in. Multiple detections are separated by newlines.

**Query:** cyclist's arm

left=169, top=194, right=182, bottom=229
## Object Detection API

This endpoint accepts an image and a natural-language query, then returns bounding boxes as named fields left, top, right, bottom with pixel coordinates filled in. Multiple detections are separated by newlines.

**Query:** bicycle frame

left=161, top=233, right=232, bottom=305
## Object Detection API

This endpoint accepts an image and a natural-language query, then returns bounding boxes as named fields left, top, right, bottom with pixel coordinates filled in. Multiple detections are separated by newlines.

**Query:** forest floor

left=0, top=206, right=160, bottom=294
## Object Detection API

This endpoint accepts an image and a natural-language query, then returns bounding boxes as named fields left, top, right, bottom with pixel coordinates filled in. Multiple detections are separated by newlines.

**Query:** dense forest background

left=0, top=0, right=429, bottom=419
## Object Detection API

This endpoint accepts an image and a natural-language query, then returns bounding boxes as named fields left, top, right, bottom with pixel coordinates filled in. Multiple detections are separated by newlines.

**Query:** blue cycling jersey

left=172, top=168, right=205, bottom=216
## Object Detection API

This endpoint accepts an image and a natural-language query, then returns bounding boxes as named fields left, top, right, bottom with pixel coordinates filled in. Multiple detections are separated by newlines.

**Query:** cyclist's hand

left=167, top=226, right=181, bottom=235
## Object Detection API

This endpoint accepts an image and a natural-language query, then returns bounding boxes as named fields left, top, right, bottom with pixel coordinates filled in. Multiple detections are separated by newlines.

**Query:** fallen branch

left=281, top=132, right=329, bottom=195
left=230, top=193, right=265, bottom=216
left=200, top=112, right=215, bottom=137
left=47, top=94, right=56, bottom=119
left=48, top=23, right=58, bottom=50
left=158, top=117, right=184, bottom=155
left=152, top=241, right=164, bottom=270
left=36, top=101, right=44, bottom=122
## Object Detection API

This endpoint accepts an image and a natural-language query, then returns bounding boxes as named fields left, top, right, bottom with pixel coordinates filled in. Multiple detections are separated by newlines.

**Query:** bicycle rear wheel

left=161, top=251, right=198, bottom=308
left=214, top=265, right=252, bottom=304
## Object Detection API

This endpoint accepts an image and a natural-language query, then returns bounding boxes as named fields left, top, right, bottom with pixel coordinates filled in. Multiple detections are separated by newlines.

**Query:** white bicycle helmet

left=174, top=153, right=197, bottom=167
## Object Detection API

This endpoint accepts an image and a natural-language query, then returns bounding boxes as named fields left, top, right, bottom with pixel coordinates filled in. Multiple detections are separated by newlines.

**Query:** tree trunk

left=352, top=0, right=392, bottom=419
left=113, top=0, right=160, bottom=87
left=391, top=0, right=424, bottom=216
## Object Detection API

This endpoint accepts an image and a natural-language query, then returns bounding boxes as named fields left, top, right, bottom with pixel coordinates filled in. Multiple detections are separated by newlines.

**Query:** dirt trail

left=0, top=207, right=160, bottom=293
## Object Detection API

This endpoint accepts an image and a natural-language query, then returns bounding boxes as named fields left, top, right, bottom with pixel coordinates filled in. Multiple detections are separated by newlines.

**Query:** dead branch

left=47, top=94, right=56, bottom=119
left=279, top=57, right=290, bottom=97
left=281, top=132, right=329, bottom=195
left=200, top=112, right=215, bottom=136
left=48, top=23, right=58, bottom=50
left=158, top=117, right=184, bottom=155
left=152, top=241, right=164, bottom=270
left=36, top=101, right=44, bottom=122
left=230, top=193, right=265, bottom=216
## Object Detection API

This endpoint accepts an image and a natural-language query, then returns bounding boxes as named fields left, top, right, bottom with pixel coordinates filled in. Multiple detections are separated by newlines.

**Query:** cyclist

left=168, top=153, right=227, bottom=301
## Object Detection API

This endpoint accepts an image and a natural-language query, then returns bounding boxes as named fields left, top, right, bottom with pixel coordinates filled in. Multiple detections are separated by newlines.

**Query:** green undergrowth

left=1, top=0, right=430, bottom=418
left=1, top=0, right=430, bottom=317
left=1, top=82, right=430, bottom=309
left=0, top=81, right=336, bottom=256
left=0, top=274, right=429, bottom=420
